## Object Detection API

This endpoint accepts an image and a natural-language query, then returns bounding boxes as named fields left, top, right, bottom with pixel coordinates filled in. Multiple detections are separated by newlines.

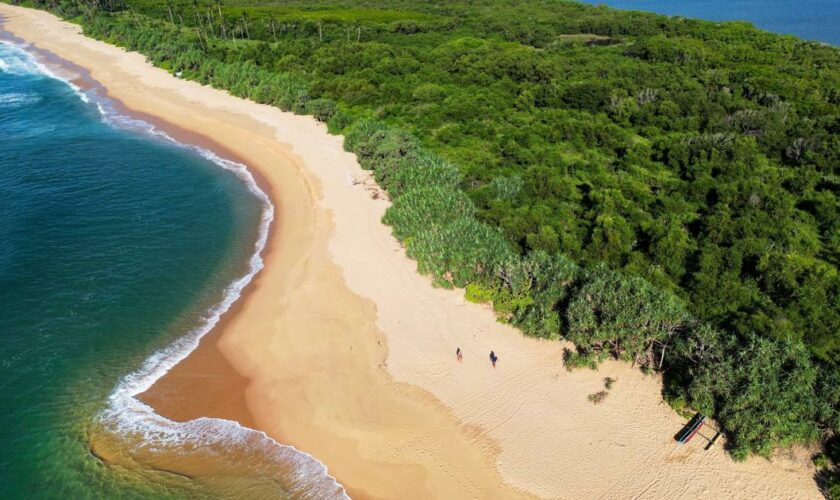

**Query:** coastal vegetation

left=11, top=0, right=840, bottom=490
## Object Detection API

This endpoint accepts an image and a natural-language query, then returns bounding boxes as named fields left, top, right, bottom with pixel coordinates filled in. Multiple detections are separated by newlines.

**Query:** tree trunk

left=658, top=344, right=666, bottom=370
left=218, top=5, right=226, bottom=39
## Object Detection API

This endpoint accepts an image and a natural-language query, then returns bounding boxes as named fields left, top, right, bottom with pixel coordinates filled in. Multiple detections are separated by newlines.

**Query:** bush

left=565, top=268, right=689, bottom=364
left=407, top=217, right=514, bottom=287
left=465, top=283, right=495, bottom=303
left=370, top=130, right=423, bottom=188
left=686, top=336, right=821, bottom=459
left=820, top=438, right=840, bottom=499
left=588, top=391, right=608, bottom=404
left=386, top=153, right=461, bottom=198
left=383, top=185, right=475, bottom=240
left=509, top=252, right=580, bottom=339
left=327, top=108, right=354, bottom=134
left=307, top=98, right=337, bottom=122
left=343, top=118, right=390, bottom=167
left=563, top=347, right=602, bottom=370
left=412, top=82, right=447, bottom=102
left=273, top=74, right=309, bottom=112
left=562, top=82, right=611, bottom=112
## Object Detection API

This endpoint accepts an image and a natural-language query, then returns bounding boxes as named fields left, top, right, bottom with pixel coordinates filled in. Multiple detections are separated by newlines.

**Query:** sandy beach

left=0, top=4, right=823, bottom=498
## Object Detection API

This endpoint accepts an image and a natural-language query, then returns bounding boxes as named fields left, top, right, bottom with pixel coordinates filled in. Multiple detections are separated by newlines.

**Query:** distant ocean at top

left=579, top=0, right=840, bottom=46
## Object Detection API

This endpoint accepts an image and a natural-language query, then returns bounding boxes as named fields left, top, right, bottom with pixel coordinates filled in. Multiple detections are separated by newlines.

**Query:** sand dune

left=0, top=4, right=821, bottom=498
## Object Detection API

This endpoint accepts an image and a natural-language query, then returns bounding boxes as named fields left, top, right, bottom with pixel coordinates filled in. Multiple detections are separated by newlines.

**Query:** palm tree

left=216, top=1, right=227, bottom=40
left=266, top=16, right=278, bottom=42
left=241, top=11, right=250, bottom=39
left=164, top=0, right=174, bottom=24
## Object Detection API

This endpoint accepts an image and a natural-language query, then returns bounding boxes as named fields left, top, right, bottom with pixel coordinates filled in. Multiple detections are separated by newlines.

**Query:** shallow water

left=0, top=41, right=345, bottom=498
left=579, top=0, right=839, bottom=45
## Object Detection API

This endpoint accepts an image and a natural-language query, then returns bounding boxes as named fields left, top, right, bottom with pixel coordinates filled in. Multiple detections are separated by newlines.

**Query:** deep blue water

left=580, top=0, right=840, bottom=45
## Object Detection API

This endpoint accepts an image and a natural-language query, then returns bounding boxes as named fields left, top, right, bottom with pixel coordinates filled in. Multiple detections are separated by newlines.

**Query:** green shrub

left=327, top=107, right=354, bottom=134
left=412, top=82, right=447, bottom=102
left=387, top=153, right=461, bottom=198
left=509, top=252, right=580, bottom=339
left=306, top=98, right=337, bottom=122
left=563, top=348, right=602, bottom=370
left=407, top=217, right=514, bottom=287
left=465, top=283, right=495, bottom=303
left=383, top=185, right=474, bottom=241
left=370, top=130, right=423, bottom=188
left=343, top=118, right=389, bottom=167
left=686, top=336, right=821, bottom=460
left=565, top=267, right=689, bottom=364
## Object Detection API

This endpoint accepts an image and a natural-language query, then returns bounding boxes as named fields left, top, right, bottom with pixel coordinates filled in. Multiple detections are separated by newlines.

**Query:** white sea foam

left=0, top=40, right=56, bottom=77
left=0, top=91, right=39, bottom=107
left=0, top=41, right=90, bottom=102
left=0, top=42, right=37, bottom=76
left=4, top=40, right=349, bottom=498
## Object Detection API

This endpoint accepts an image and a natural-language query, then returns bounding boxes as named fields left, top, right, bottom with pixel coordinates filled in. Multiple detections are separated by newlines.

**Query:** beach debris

left=346, top=170, right=389, bottom=200
left=588, top=377, right=617, bottom=404
left=345, top=171, right=358, bottom=185
left=363, top=180, right=387, bottom=200
left=587, top=391, right=608, bottom=404
left=367, top=187, right=384, bottom=199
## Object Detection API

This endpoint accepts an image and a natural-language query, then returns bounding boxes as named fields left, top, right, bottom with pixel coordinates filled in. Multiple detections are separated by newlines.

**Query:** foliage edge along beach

left=12, top=0, right=839, bottom=494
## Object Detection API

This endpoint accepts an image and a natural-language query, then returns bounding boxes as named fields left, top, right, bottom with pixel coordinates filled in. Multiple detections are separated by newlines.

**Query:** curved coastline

left=0, top=29, right=349, bottom=498
left=0, top=6, right=524, bottom=498
left=0, top=4, right=824, bottom=499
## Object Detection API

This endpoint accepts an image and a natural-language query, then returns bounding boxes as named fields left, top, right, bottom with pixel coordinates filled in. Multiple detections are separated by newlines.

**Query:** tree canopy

left=20, top=0, right=840, bottom=489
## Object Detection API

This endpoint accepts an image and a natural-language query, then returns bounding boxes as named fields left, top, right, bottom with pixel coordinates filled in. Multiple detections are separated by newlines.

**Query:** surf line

left=0, top=36, right=348, bottom=498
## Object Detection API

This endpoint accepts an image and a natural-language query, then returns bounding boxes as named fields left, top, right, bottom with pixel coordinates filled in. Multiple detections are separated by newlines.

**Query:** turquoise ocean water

left=7, top=1, right=831, bottom=496
left=580, top=0, right=839, bottom=45
left=0, top=41, right=345, bottom=498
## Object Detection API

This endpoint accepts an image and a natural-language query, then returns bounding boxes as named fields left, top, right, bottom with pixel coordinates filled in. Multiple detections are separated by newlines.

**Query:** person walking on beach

left=456, top=347, right=463, bottom=362
left=489, top=350, right=497, bottom=368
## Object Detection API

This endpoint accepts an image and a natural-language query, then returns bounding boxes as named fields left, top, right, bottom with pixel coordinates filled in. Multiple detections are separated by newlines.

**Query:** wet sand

left=0, top=4, right=823, bottom=499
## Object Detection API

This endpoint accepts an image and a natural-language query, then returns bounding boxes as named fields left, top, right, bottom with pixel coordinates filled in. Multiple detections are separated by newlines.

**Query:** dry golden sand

left=0, top=4, right=822, bottom=498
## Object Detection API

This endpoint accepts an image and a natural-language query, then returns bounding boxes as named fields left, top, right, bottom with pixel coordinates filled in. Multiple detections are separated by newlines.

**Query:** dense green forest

left=11, top=0, right=840, bottom=493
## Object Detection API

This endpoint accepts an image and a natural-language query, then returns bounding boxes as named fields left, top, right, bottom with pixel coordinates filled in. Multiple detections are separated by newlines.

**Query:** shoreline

left=1, top=14, right=347, bottom=496
left=0, top=6, right=525, bottom=498
left=0, top=4, right=823, bottom=499
left=0, top=22, right=269, bottom=432
left=0, top=28, right=348, bottom=498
